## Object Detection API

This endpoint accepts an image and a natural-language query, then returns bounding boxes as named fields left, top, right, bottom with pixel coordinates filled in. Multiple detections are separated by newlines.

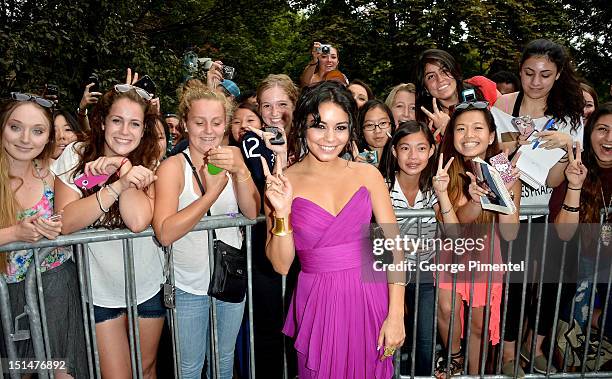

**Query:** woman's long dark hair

left=416, top=49, right=462, bottom=122
left=53, top=109, right=86, bottom=138
left=75, top=89, right=160, bottom=229
left=290, top=81, right=357, bottom=162
left=380, top=120, right=437, bottom=195
left=580, top=102, right=612, bottom=223
left=519, top=39, right=584, bottom=133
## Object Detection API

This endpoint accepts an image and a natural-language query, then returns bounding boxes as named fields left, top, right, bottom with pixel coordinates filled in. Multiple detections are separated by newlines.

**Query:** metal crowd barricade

left=0, top=207, right=610, bottom=378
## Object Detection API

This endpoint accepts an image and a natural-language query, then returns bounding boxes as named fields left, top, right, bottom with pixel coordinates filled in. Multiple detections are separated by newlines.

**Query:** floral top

left=3, top=173, right=70, bottom=284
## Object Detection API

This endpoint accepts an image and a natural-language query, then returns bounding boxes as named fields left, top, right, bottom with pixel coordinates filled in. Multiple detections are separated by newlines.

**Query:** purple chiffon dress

left=282, top=186, right=393, bottom=378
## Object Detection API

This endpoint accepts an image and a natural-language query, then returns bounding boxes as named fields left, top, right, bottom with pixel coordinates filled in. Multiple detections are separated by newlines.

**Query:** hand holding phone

left=264, top=127, right=285, bottom=145
left=133, top=75, right=157, bottom=96
left=74, top=173, right=110, bottom=190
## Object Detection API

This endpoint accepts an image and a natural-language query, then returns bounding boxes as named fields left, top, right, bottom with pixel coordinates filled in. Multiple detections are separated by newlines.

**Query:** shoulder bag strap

left=181, top=151, right=217, bottom=240
left=512, top=91, right=523, bottom=117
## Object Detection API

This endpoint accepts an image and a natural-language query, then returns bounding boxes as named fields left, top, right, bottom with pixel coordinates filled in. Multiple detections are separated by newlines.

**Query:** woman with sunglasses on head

left=153, top=84, right=259, bottom=379
left=490, top=39, right=584, bottom=375
left=434, top=101, right=521, bottom=378
left=0, top=94, right=87, bottom=378
left=355, top=99, right=396, bottom=167
left=54, top=84, right=163, bottom=379
left=264, top=81, right=405, bottom=378
left=380, top=120, right=459, bottom=375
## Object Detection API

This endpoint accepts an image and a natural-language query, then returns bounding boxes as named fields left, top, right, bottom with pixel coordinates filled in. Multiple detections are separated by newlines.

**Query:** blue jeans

left=567, top=257, right=612, bottom=338
left=175, top=288, right=245, bottom=379
left=405, top=281, right=435, bottom=376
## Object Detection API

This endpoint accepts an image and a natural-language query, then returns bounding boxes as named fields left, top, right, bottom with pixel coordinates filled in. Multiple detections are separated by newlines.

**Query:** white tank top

left=172, top=148, right=242, bottom=295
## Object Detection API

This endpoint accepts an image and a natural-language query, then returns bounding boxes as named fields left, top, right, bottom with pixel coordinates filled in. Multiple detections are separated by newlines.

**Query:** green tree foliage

left=0, top=0, right=609, bottom=110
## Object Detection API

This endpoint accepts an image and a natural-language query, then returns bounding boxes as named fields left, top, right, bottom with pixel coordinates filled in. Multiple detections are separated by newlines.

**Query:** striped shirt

left=389, top=176, right=439, bottom=264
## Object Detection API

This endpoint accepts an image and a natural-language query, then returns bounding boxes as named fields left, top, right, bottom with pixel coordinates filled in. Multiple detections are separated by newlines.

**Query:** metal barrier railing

left=0, top=207, right=610, bottom=379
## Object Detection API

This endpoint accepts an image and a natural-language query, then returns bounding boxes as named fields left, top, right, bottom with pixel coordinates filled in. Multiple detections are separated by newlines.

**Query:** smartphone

left=44, top=84, right=58, bottom=96
left=74, top=173, right=110, bottom=190
left=358, top=150, right=378, bottom=165
left=133, top=75, right=157, bottom=96
left=87, top=73, right=100, bottom=92
left=489, top=152, right=514, bottom=185
left=264, top=127, right=285, bottom=145
left=461, top=88, right=476, bottom=102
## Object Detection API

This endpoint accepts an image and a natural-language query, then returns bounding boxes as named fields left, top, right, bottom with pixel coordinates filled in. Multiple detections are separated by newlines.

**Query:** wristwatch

left=76, top=106, right=88, bottom=116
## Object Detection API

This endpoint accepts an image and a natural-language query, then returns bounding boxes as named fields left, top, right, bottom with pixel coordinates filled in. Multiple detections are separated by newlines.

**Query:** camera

left=222, top=65, right=236, bottom=80
left=87, top=73, right=99, bottom=92
left=197, top=57, right=214, bottom=71
left=264, top=127, right=285, bottom=145
left=317, top=44, right=332, bottom=55
left=45, top=84, right=59, bottom=97
left=461, top=88, right=476, bottom=102
left=358, top=150, right=378, bottom=164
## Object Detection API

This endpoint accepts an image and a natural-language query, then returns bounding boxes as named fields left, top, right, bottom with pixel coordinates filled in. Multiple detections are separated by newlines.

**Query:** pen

left=532, top=118, right=556, bottom=149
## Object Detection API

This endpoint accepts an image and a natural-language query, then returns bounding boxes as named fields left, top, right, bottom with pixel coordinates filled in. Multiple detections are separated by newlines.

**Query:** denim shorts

left=93, top=290, right=165, bottom=323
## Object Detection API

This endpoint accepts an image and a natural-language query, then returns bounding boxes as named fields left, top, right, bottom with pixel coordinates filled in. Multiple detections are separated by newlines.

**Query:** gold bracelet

left=271, top=214, right=293, bottom=236
left=236, top=171, right=252, bottom=183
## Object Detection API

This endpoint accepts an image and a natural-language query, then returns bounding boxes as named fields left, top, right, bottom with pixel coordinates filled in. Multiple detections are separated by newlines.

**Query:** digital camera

left=317, top=44, right=332, bottom=55
left=222, top=65, right=236, bottom=80
left=461, top=88, right=476, bottom=102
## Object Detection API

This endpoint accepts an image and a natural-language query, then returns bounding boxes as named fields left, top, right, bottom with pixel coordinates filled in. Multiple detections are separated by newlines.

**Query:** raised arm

left=262, top=158, right=295, bottom=275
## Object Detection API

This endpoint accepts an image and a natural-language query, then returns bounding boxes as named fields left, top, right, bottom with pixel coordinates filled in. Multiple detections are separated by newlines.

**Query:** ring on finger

left=433, top=175, right=439, bottom=182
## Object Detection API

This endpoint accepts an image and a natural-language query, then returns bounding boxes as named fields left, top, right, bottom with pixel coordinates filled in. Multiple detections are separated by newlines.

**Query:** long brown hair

left=73, top=89, right=159, bottom=229
left=0, top=100, right=54, bottom=272
left=580, top=102, right=612, bottom=224
left=439, top=106, right=500, bottom=224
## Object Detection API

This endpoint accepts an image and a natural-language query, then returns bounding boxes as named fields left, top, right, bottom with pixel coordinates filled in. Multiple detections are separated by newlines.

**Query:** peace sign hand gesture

left=260, top=157, right=293, bottom=217
left=565, top=141, right=587, bottom=188
left=420, top=98, right=450, bottom=136
left=432, top=153, right=454, bottom=195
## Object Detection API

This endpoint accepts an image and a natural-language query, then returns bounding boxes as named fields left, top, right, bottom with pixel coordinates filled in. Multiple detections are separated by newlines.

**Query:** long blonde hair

left=0, top=100, right=54, bottom=272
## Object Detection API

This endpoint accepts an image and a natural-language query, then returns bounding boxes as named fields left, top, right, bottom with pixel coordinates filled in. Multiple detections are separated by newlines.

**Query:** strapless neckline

left=292, top=186, right=367, bottom=218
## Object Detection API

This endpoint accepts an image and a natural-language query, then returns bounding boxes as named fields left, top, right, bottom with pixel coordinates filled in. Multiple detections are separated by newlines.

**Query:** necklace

left=601, top=186, right=612, bottom=247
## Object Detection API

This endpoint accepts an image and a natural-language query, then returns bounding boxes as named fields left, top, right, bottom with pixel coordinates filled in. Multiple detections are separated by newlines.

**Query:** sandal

left=434, top=350, right=464, bottom=379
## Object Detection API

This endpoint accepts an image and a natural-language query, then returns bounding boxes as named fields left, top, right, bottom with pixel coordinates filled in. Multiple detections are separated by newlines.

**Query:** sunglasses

left=455, top=100, right=489, bottom=111
left=10, top=92, right=54, bottom=108
left=164, top=113, right=178, bottom=119
left=114, top=84, right=153, bottom=101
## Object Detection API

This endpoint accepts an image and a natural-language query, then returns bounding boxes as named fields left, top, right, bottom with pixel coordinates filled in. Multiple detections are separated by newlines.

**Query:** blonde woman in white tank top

left=153, top=85, right=259, bottom=379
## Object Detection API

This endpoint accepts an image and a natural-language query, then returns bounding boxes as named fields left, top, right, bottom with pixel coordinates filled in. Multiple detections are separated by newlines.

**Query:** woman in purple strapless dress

left=262, top=82, right=405, bottom=378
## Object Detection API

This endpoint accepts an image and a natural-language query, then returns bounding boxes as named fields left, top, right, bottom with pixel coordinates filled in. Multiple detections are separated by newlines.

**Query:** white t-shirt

left=55, top=142, right=164, bottom=307
left=172, top=148, right=242, bottom=295
left=389, top=177, right=438, bottom=264
left=491, top=107, right=584, bottom=213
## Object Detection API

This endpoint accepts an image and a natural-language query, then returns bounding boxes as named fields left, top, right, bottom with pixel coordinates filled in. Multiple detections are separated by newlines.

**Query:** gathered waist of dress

left=297, top=238, right=374, bottom=274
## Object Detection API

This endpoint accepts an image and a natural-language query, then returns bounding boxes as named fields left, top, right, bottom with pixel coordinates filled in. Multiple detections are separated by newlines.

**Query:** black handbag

left=181, top=152, right=247, bottom=303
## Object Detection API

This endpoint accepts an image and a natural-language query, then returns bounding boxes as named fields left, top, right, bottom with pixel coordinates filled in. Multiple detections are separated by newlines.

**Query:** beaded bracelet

left=561, top=204, right=580, bottom=213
